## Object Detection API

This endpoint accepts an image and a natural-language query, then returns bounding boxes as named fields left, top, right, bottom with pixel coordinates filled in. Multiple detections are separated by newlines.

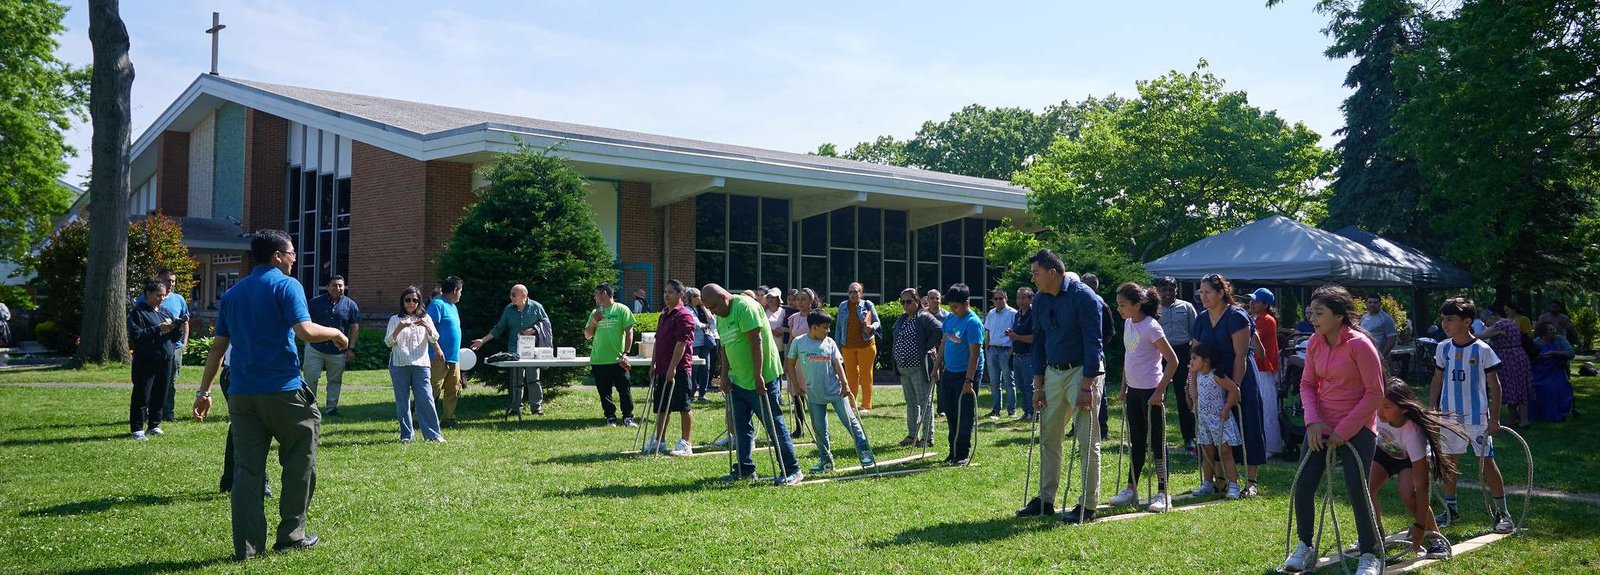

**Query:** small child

left=1372, top=378, right=1457, bottom=558
left=1429, top=297, right=1515, bottom=534
left=1189, top=341, right=1242, bottom=499
left=786, top=310, right=876, bottom=473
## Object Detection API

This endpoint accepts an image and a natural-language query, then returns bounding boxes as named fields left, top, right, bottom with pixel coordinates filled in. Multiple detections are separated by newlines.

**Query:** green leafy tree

left=1278, top=0, right=1436, bottom=248
left=824, top=97, right=1124, bottom=181
left=27, top=214, right=190, bottom=354
left=436, top=143, right=616, bottom=378
left=1018, top=62, right=1336, bottom=262
left=1395, top=0, right=1600, bottom=297
left=0, top=0, right=89, bottom=264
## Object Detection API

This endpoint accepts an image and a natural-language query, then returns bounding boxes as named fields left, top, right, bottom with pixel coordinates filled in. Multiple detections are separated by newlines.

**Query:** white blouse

left=384, top=313, right=440, bottom=367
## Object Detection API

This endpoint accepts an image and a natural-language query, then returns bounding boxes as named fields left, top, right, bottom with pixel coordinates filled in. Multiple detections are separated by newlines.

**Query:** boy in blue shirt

left=933, top=283, right=984, bottom=466
left=786, top=310, right=876, bottom=473
left=1430, top=297, right=1515, bottom=534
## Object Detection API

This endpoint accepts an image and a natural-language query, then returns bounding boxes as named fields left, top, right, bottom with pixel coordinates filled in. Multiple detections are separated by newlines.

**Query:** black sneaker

left=441, top=420, right=458, bottom=429
left=605, top=418, right=618, bottom=427
left=532, top=408, right=545, bottom=416
left=792, top=428, right=805, bottom=439
left=271, top=533, right=318, bottom=552
left=1435, top=508, right=1460, bottom=527
left=718, top=471, right=759, bottom=483
left=325, top=407, right=340, bottom=416
left=953, top=458, right=972, bottom=467
left=1060, top=505, right=1097, bottom=524
left=1017, top=497, right=1055, bottom=517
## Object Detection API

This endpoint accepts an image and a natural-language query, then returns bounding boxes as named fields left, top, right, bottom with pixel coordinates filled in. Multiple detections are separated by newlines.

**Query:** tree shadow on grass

left=20, top=492, right=223, bottom=518
left=3, top=420, right=124, bottom=432
left=40, top=557, right=230, bottom=575
left=868, top=515, right=1058, bottom=548
left=533, top=451, right=635, bottom=465
left=0, top=433, right=130, bottom=447
left=560, top=476, right=726, bottom=499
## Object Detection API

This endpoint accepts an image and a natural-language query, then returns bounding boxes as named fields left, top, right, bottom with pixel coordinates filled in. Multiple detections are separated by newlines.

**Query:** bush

left=28, top=215, right=196, bottom=354
left=182, top=337, right=213, bottom=366
left=436, top=143, right=617, bottom=389
left=1574, top=306, right=1598, bottom=352
left=0, top=286, right=35, bottom=312
left=34, top=320, right=74, bottom=353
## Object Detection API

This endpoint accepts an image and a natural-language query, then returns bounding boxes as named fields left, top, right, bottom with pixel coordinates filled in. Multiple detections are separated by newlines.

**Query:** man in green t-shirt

left=702, top=284, right=801, bottom=486
left=584, top=283, right=636, bottom=427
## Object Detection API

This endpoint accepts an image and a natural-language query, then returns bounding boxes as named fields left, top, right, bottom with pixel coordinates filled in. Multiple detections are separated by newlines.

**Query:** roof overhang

left=129, top=76, right=1029, bottom=214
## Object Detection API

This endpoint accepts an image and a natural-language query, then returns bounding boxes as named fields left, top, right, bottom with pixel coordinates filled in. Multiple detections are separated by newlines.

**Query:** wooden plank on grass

left=663, top=441, right=816, bottom=457
left=827, top=452, right=941, bottom=474
left=1384, top=532, right=1512, bottom=574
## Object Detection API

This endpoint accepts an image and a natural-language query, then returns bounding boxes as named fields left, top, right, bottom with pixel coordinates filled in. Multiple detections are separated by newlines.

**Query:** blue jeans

left=731, top=377, right=800, bottom=477
left=985, top=347, right=1015, bottom=414
left=389, top=365, right=441, bottom=441
left=692, top=343, right=716, bottom=397
left=809, top=396, right=874, bottom=466
left=1012, top=352, right=1036, bottom=417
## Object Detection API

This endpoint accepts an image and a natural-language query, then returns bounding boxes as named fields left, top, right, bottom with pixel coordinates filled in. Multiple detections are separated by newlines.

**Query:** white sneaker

left=1108, top=487, right=1138, bottom=506
left=1280, top=541, right=1316, bottom=573
left=1226, top=482, right=1242, bottom=500
left=131, top=431, right=148, bottom=441
left=641, top=439, right=661, bottom=454
left=669, top=439, right=694, bottom=456
left=1354, top=552, right=1383, bottom=575
left=1147, top=492, right=1170, bottom=513
left=148, top=427, right=164, bottom=436
left=711, top=435, right=731, bottom=448
left=1192, top=481, right=1216, bottom=496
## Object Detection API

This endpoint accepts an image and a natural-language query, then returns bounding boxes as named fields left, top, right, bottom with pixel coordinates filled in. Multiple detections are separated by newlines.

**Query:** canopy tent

left=1332, top=226, right=1473, bottom=289
left=1144, top=215, right=1413, bottom=287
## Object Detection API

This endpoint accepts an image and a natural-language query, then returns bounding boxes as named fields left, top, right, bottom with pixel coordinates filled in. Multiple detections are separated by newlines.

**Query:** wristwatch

left=194, top=390, right=211, bottom=398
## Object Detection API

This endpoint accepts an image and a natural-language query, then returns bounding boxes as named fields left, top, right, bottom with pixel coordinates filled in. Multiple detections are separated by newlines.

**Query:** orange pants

left=843, top=341, right=877, bottom=409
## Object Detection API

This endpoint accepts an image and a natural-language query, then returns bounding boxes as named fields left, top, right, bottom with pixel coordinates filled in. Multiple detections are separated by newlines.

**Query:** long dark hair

left=1383, top=378, right=1460, bottom=480
left=1116, top=282, right=1161, bottom=319
left=398, top=286, right=427, bottom=318
left=1200, top=273, right=1238, bottom=308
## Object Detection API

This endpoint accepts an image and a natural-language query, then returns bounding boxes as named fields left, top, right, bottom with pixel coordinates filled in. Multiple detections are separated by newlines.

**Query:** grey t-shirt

left=788, top=335, right=844, bottom=403
left=1361, top=311, right=1398, bottom=351
left=1159, top=300, right=1197, bottom=345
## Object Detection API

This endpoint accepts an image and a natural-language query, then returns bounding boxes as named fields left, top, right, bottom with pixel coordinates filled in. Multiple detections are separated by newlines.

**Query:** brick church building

left=124, top=74, right=1031, bottom=315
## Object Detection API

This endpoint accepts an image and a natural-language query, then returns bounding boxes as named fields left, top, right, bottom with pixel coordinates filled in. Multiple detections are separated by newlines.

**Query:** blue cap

left=1250, top=288, right=1275, bottom=306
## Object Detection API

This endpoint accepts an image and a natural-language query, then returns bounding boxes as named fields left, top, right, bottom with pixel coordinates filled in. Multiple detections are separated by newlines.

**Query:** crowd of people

left=130, top=227, right=1567, bottom=569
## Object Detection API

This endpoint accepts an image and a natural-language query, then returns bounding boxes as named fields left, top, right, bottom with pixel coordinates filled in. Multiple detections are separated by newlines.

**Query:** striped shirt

left=1433, top=337, right=1501, bottom=426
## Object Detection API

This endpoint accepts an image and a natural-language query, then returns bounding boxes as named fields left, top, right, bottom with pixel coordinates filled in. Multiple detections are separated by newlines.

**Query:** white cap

left=766, top=287, right=782, bottom=298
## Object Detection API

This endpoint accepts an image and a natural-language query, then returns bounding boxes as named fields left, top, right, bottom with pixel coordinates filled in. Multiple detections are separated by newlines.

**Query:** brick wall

left=422, top=159, right=475, bottom=287
left=157, top=131, right=189, bottom=216
left=348, top=142, right=427, bottom=314
left=613, top=182, right=697, bottom=302
left=242, top=110, right=288, bottom=232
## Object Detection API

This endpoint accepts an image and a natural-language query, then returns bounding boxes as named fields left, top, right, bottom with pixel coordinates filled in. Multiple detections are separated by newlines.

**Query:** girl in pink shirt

left=1280, top=285, right=1385, bottom=575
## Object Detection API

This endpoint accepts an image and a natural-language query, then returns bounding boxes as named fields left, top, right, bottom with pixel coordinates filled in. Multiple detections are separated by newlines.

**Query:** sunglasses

left=404, top=298, right=420, bottom=303
left=900, top=299, right=916, bottom=304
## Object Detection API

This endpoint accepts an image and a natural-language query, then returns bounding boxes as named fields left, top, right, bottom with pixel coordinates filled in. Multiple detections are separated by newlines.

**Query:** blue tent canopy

left=1145, top=215, right=1413, bottom=287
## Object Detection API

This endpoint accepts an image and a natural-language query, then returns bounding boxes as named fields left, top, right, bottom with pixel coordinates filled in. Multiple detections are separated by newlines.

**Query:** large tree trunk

left=78, top=0, right=135, bottom=364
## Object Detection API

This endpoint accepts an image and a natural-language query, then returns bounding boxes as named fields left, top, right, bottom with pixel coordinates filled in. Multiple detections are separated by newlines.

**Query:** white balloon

left=458, top=348, right=478, bottom=371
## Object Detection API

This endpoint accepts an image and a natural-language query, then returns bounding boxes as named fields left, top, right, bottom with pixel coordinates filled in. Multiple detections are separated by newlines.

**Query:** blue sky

left=53, top=0, right=1350, bottom=181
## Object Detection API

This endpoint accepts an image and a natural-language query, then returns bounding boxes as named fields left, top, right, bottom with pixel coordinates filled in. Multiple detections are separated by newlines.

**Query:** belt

left=987, top=345, right=1011, bottom=349
left=1048, top=361, right=1083, bottom=371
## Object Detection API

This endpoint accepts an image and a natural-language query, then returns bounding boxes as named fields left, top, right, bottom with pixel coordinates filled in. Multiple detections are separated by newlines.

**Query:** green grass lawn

left=2, top=370, right=1598, bottom=574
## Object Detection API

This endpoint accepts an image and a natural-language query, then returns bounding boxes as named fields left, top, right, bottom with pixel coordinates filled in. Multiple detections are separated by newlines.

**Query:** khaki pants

left=1035, top=365, right=1103, bottom=508
left=430, top=360, right=461, bottom=422
left=302, top=345, right=348, bottom=408
left=843, top=341, right=877, bottom=409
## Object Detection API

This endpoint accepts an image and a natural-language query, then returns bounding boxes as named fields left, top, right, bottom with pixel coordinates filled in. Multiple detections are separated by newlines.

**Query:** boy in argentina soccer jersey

left=1428, top=298, right=1515, bottom=533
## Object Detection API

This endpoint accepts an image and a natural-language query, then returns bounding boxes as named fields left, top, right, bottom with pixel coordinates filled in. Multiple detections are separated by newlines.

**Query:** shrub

left=34, top=320, right=73, bottom=354
left=182, top=337, right=213, bottom=366
left=436, top=143, right=616, bottom=388
left=1574, top=306, right=1598, bottom=352
left=0, top=286, right=35, bottom=312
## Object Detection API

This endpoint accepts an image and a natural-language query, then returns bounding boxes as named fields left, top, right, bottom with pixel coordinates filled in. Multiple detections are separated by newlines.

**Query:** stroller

left=1277, top=350, right=1306, bottom=460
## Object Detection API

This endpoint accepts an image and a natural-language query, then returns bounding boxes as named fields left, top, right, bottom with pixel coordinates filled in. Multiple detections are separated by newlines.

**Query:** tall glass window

left=910, top=217, right=1003, bottom=306
left=284, top=124, right=351, bottom=297
left=695, top=193, right=791, bottom=292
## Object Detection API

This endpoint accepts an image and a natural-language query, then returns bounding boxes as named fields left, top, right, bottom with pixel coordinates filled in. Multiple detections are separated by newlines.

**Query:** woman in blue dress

left=1191, top=274, right=1266, bottom=497
left=1528, top=321, right=1575, bottom=422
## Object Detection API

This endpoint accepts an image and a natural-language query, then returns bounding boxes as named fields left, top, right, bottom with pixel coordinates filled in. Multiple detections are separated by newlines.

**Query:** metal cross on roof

left=206, top=12, right=226, bottom=75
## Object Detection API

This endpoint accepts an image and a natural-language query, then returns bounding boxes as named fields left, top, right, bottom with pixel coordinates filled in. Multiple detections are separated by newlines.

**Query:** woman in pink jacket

left=1279, top=285, right=1386, bottom=575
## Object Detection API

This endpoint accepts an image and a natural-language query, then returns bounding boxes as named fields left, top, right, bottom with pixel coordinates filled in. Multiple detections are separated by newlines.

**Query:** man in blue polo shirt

left=304, top=275, right=360, bottom=416
left=428, top=276, right=465, bottom=428
left=193, top=229, right=348, bottom=561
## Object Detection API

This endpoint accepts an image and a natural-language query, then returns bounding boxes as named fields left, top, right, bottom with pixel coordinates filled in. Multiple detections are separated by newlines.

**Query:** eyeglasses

left=900, top=299, right=916, bottom=304
left=277, top=249, right=296, bottom=257
left=404, top=298, right=419, bottom=303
